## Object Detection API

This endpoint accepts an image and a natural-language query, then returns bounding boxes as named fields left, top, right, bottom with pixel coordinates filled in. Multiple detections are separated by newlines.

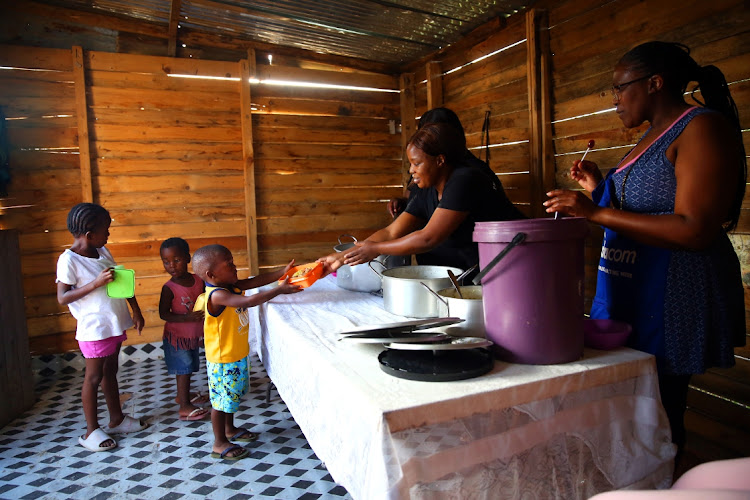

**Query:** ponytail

left=692, top=64, right=747, bottom=232
left=691, top=65, right=741, bottom=129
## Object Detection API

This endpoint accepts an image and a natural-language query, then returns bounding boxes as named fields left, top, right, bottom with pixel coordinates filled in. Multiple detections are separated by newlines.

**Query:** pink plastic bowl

left=583, top=319, right=632, bottom=350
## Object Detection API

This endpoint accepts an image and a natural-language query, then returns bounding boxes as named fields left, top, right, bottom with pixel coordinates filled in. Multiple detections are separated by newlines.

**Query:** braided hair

left=160, top=237, right=190, bottom=256
left=66, top=203, right=110, bottom=237
left=619, top=41, right=747, bottom=232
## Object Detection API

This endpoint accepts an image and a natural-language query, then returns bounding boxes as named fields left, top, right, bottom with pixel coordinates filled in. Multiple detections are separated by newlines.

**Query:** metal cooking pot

left=370, top=265, right=464, bottom=318
left=420, top=284, right=485, bottom=337
left=333, top=235, right=409, bottom=292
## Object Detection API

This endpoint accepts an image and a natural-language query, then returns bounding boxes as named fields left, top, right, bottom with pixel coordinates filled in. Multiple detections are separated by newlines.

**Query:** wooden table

left=249, top=276, right=675, bottom=500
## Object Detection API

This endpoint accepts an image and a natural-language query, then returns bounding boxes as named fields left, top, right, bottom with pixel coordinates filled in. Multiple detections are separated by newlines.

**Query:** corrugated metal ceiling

left=37, top=0, right=534, bottom=65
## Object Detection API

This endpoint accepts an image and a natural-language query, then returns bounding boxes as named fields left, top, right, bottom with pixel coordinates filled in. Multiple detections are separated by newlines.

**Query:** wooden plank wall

left=87, top=51, right=249, bottom=350
left=0, top=45, right=400, bottom=353
left=539, top=0, right=750, bottom=462
left=0, top=230, right=35, bottom=429
left=407, top=15, right=533, bottom=214
left=0, top=46, right=81, bottom=355
left=250, top=62, right=401, bottom=267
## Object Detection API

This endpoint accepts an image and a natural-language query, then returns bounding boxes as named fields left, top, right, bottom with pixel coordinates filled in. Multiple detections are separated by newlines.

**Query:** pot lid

left=336, top=317, right=463, bottom=337
left=339, top=332, right=450, bottom=344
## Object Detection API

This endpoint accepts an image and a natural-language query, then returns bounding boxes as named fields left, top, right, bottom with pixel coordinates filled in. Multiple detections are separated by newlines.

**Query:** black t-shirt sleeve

left=438, top=167, right=480, bottom=213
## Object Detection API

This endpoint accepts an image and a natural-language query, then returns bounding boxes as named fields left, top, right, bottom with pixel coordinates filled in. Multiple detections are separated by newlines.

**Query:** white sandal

left=108, top=415, right=147, bottom=434
left=78, top=428, right=117, bottom=452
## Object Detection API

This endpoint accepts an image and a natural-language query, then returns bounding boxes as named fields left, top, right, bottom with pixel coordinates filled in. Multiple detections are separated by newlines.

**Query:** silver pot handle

left=338, top=234, right=357, bottom=245
left=419, top=282, right=449, bottom=308
left=367, top=260, right=386, bottom=278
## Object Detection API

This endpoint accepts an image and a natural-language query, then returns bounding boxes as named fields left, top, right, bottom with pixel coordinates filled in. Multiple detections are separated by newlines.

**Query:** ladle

left=447, top=270, right=463, bottom=298
left=455, top=264, right=477, bottom=284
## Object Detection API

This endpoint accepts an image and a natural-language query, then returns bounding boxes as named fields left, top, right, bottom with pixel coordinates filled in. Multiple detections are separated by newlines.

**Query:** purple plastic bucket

left=473, top=218, right=589, bottom=364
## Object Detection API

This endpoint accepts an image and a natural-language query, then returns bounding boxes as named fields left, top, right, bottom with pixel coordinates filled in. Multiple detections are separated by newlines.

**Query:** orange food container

left=278, top=262, right=324, bottom=288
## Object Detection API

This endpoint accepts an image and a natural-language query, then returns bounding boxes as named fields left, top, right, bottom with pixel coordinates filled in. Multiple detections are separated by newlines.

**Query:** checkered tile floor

left=0, top=343, right=351, bottom=500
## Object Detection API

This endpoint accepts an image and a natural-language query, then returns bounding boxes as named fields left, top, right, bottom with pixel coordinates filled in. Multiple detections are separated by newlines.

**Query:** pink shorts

left=78, top=332, right=127, bottom=359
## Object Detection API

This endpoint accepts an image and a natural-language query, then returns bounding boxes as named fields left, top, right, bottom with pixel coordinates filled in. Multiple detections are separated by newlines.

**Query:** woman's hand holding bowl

left=344, top=241, right=379, bottom=266
left=318, top=253, right=345, bottom=277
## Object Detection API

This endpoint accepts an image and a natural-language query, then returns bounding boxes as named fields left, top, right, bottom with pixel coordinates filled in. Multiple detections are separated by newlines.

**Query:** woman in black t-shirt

left=321, top=122, right=524, bottom=275
left=387, top=107, right=523, bottom=220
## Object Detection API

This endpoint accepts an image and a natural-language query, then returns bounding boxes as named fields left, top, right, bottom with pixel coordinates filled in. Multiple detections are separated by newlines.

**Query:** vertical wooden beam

left=167, top=0, right=182, bottom=57
left=526, top=9, right=554, bottom=218
left=0, top=230, right=35, bottom=429
left=240, top=51, right=259, bottom=275
left=425, top=61, right=443, bottom=110
left=72, top=46, right=93, bottom=203
left=399, top=73, right=416, bottom=193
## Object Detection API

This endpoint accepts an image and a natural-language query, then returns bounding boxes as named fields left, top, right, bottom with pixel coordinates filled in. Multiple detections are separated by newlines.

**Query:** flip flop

left=231, top=429, right=258, bottom=442
left=179, top=407, right=209, bottom=421
left=108, top=415, right=148, bottom=434
left=210, top=444, right=249, bottom=461
left=78, top=428, right=117, bottom=452
left=190, top=393, right=210, bottom=406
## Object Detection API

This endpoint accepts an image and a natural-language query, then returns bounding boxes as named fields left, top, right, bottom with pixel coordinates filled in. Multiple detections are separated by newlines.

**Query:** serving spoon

left=447, top=270, right=463, bottom=298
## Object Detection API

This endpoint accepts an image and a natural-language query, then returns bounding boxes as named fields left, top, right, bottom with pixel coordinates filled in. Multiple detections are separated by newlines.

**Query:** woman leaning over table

left=544, top=41, right=747, bottom=454
left=321, top=122, right=520, bottom=278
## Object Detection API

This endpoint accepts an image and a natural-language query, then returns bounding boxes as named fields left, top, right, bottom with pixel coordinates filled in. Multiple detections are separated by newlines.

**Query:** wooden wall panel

left=251, top=62, right=400, bottom=267
left=411, top=14, right=531, bottom=213
left=1, top=44, right=400, bottom=353
left=0, top=45, right=81, bottom=353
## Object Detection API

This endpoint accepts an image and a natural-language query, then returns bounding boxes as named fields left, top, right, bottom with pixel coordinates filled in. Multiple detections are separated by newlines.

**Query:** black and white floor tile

left=0, top=343, right=352, bottom=500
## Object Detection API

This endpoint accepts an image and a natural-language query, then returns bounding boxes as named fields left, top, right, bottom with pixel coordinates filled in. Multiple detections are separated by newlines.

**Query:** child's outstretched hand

left=277, top=277, right=303, bottom=295
left=281, top=259, right=296, bottom=277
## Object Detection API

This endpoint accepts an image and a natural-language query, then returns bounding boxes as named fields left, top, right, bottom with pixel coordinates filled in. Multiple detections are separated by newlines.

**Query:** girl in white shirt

left=56, top=203, right=147, bottom=452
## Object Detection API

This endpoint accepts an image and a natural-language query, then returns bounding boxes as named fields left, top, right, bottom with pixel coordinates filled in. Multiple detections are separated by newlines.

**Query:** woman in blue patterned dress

left=544, top=41, right=746, bottom=453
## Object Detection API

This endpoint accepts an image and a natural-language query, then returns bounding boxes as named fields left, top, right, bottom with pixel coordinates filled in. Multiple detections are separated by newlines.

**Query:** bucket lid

left=473, top=217, right=589, bottom=243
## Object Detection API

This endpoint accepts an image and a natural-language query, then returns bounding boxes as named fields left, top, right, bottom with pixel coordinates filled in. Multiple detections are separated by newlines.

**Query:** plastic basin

left=583, top=319, right=632, bottom=350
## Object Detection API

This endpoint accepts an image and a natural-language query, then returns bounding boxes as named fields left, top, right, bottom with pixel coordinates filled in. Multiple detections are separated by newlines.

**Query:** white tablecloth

left=249, top=276, right=675, bottom=500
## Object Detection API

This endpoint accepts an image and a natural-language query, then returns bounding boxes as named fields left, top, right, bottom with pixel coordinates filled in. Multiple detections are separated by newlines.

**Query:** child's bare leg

left=100, top=348, right=125, bottom=428
left=225, top=414, right=242, bottom=437
left=176, top=374, right=207, bottom=417
left=82, top=357, right=114, bottom=446
left=212, top=409, right=245, bottom=457
left=176, top=373, right=190, bottom=407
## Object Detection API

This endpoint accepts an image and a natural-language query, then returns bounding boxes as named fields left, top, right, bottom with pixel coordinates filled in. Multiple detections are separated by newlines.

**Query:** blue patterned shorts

left=206, top=357, right=249, bottom=413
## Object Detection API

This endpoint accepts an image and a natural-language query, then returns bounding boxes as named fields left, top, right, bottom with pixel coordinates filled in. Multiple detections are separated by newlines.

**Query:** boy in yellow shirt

left=192, top=244, right=302, bottom=460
